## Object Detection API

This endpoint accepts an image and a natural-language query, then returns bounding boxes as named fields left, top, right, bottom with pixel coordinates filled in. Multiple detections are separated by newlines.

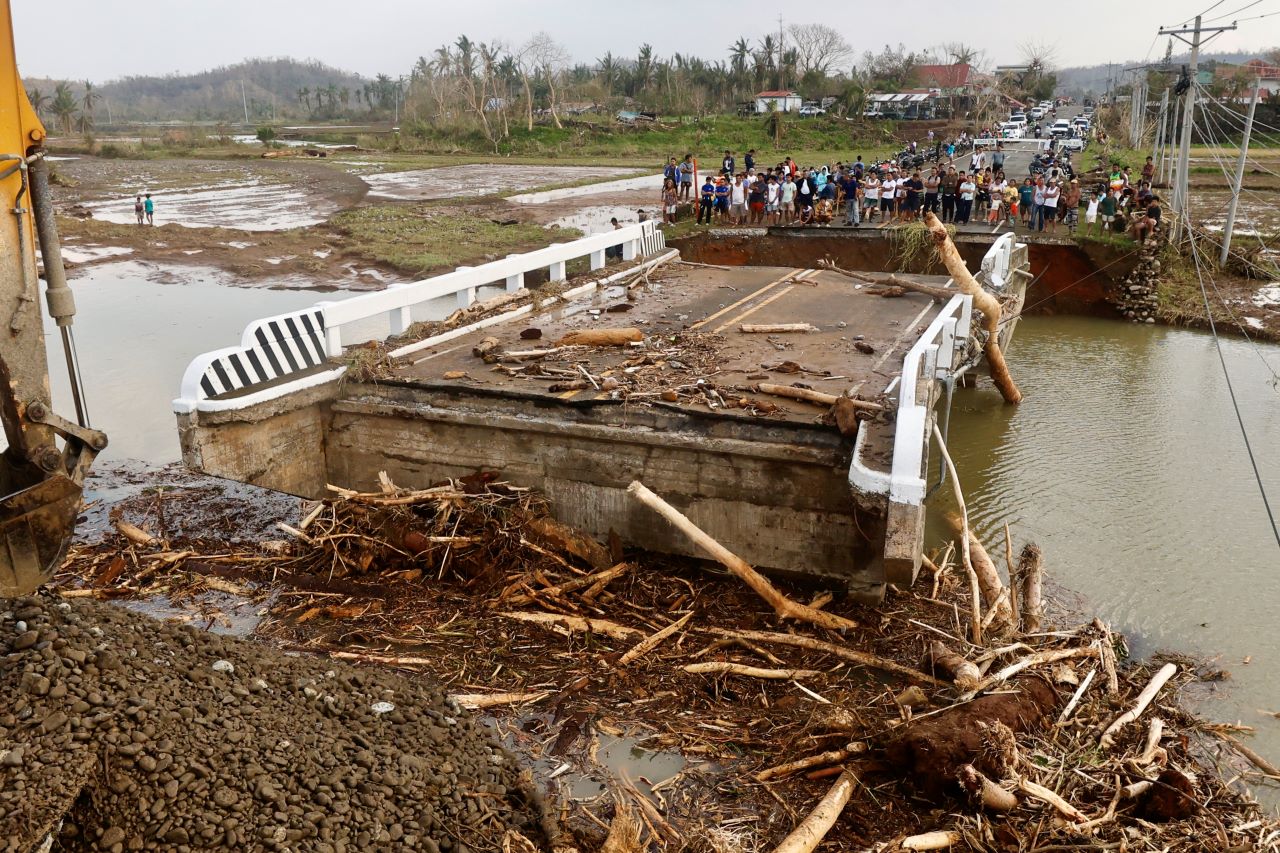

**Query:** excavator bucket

left=0, top=472, right=81, bottom=595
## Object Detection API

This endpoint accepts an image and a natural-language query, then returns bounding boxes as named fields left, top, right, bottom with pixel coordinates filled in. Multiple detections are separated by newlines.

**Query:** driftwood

left=501, top=562, right=633, bottom=607
left=755, top=745, right=867, bottom=782
left=901, top=831, right=961, bottom=850
left=769, top=770, right=856, bottom=853
left=946, top=512, right=1014, bottom=635
left=472, top=336, right=502, bottom=358
left=683, top=661, right=821, bottom=680
left=817, top=260, right=957, bottom=301
left=1094, top=617, right=1121, bottom=696
left=924, top=212, right=1022, bottom=404
left=449, top=691, right=551, bottom=709
left=933, top=425, right=983, bottom=645
left=1018, top=776, right=1086, bottom=821
left=1100, top=663, right=1178, bottom=749
left=958, top=764, right=1017, bottom=812
left=740, top=323, right=818, bottom=333
left=115, top=521, right=160, bottom=548
left=627, top=481, right=858, bottom=632
left=925, top=641, right=981, bottom=692
left=618, top=612, right=692, bottom=666
left=1018, top=544, right=1044, bottom=633
left=499, top=611, right=642, bottom=641
left=970, top=646, right=1099, bottom=697
left=709, top=628, right=944, bottom=686
left=755, top=383, right=884, bottom=412
left=555, top=328, right=643, bottom=346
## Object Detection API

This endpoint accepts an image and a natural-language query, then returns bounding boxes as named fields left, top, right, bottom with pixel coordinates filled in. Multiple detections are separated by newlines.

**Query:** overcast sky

left=15, top=0, right=1280, bottom=82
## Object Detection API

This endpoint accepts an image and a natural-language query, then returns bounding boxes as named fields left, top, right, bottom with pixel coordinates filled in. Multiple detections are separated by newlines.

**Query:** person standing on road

left=779, top=173, right=796, bottom=222
left=134, top=195, right=144, bottom=225
left=745, top=149, right=756, bottom=173
left=729, top=175, right=746, bottom=225
left=661, top=178, right=679, bottom=224
left=1096, top=189, right=1117, bottom=236
left=940, top=166, right=958, bottom=223
left=924, top=168, right=940, bottom=216
left=678, top=154, right=695, bottom=200
left=714, top=177, right=731, bottom=222
left=1019, top=178, right=1035, bottom=227
left=1043, top=179, right=1060, bottom=234
left=1085, top=189, right=1101, bottom=234
left=862, top=172, right=880, bottom=222
left=722, top=150, right=735, bottom=177
left=698, top=175, right=715, bottom=225
left=902, top=171, right=923, bottom=222
left=144, top=193, right=155, bottom=225
left=992, top=143, right=1005, bottom=176
left=1062, top=179, right=1082, bottom=234
left=957, top=172, right=975, bottom=224
left=840, top=170, right=860, bottom=226
left=880, top=171, right=897, bottom=221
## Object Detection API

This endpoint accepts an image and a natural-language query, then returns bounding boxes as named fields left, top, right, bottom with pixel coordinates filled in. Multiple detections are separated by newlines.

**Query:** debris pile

left=49, top=474, right=1280, bottom=851
left=0, top=593, right=554, bottom=853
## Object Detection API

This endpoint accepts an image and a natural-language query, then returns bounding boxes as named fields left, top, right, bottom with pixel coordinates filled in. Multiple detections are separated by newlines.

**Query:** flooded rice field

left=934, top=316, right=1280, bottom=772
left=362, top=163, right=637, bottom=201
left=81, top=178, right=337, bottom=230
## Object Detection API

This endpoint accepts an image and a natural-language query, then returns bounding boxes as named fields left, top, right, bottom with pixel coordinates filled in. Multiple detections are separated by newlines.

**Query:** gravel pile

left=0, top=595, right=552, bottom=853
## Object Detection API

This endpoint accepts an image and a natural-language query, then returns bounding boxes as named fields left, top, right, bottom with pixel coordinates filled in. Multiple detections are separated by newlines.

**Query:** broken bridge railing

left=173, top=221, right=667, bottom=414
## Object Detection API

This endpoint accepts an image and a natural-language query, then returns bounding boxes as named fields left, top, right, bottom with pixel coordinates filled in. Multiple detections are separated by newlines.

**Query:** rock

left=211, top=659, right=235, bottom=674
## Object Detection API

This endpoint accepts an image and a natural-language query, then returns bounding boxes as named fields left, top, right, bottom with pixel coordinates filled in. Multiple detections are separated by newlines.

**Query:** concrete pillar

left=589, top=249, right=606, bottom=271
left=316, top=301, right=342, bottom=357
left=548, top=260, right=566, bottom=282
left=505, top=254, right=524, bottom=292
left=454, top=266, right=476, bottom=309
left=622, top=240, right=638, bottom=261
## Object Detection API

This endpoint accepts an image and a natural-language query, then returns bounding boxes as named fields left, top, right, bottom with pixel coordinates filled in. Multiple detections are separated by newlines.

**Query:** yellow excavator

left=0, top=1, right=105, bottom=597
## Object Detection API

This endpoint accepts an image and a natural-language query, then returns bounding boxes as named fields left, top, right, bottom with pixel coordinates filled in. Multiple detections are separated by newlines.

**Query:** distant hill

left=23, top=58, right=373, bottom=125
left=1056, top=50, right=1267, bottom=97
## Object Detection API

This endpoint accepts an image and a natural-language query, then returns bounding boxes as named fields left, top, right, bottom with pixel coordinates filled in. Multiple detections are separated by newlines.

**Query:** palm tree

left=297, top=87, right=311, bottom=111
left=50, top=82, right=78, bottom=135
left=26, top=87, right=48, bottom=119
left=324, top=83, right=340, bottom=111
left=79, top=81, right=98, bottom=132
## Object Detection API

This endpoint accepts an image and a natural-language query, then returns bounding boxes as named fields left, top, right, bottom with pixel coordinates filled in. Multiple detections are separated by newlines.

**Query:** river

left=933, top=315, right=1280, bottom=772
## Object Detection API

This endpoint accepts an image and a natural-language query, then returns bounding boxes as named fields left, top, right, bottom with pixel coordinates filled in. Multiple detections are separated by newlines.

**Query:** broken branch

left=769, top=770, right=856, bottom=853
left=1100, top=662, right=1178, bottom=749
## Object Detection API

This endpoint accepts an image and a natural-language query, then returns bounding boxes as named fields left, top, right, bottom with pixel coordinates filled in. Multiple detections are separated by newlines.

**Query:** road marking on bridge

left=711, top=269, right=818, bottom=334
left=690, top=268, right=801, bottom=331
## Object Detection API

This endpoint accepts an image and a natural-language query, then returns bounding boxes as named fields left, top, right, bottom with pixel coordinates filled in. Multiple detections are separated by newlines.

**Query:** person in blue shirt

left=853, top=156, right=864, bottom=178
left=721, top=150, right=734, bottom=176
left=840, top=173, right=860, bottom=225
left=744, top=149, right=755, bottom=172
left=713, top=178, right=731, bottom=221
left=698, top=177, right=715, bottom=224
left=143, top=193, right=155, bottom=225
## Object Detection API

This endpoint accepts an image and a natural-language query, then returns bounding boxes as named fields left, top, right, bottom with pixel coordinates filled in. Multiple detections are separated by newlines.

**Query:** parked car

left=1049, top=119, right=1073, bottom=137
left=798, top=104, right=826, bottom=117
left=1009, top=113, right=1027, bottom=126
left=1061, top=136, right=1085, bottom=151
left=999, top=122, right=1025, bottom=139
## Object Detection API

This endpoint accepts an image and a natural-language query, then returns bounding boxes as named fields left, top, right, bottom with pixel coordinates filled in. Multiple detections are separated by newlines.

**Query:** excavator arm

left=0, top=0, right=105, bottom=596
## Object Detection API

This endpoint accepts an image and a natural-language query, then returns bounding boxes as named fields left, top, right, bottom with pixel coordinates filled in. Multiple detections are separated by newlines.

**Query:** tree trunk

left=522, top=75, right=533, bottom=132
left=923, top=213, right=1022, bottom=404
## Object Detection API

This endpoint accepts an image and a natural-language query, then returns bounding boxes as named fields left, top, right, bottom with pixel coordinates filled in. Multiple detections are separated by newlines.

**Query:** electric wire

left=1185, top=213, right=1280, bottom=550
left=1204, top=0, right=1264, bottom=21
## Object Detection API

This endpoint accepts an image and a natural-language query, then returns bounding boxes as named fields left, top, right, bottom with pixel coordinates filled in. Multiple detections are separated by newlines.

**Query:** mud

left=364, top=164, right=637, bottom=201
left=0, top=593, right=551, bottom=853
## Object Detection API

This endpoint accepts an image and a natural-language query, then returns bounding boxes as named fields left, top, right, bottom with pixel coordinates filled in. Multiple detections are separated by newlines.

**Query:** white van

left=999, top=122, right=1024, bottom=139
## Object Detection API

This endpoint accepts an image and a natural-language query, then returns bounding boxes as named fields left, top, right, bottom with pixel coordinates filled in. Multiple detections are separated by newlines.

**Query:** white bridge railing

left=174, top=221, right=666, bottom=414
left=849, top=234, right=1019, bottom=505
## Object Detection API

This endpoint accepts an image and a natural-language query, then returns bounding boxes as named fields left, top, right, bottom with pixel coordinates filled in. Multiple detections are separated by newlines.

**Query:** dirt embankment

left=0, top=592, right=553, bottom=852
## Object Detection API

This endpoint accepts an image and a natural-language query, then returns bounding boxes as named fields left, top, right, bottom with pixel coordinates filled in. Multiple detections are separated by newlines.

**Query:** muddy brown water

left=930, top=315, right=1280, bottom=783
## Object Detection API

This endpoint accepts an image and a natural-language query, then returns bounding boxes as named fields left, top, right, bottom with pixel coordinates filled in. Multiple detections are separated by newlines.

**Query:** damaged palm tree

left=924, top=212, right=1022, bottom=404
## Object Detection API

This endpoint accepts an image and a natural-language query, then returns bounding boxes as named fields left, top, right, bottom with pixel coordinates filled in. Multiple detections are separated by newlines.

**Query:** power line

left=1184, top=218, right=1280, bottom=550
left=1205, top=0, right=1265, bottom=21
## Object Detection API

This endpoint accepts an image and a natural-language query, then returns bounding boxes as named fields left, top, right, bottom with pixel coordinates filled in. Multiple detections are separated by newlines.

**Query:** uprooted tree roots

left=49, top=474, right=1280, bottom=851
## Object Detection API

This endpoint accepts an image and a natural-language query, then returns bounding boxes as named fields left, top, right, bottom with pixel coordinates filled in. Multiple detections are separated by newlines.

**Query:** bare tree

left=517, top=33, right=570, bottom=130
left=786, top=23, right=853, bottom=77
left=940, top=42, right=986, bottom=69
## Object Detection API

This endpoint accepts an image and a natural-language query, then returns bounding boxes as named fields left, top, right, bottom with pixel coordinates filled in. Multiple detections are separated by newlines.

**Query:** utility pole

left=240, top=80, right=249, bottom=126
left=1160, top=15, right=1236, bottom=241
left=777, top=15, right=786, bottom=90
left=1153, top=87, right=1169, bottom=176
left=1221, top=80, right=1261, bottom=265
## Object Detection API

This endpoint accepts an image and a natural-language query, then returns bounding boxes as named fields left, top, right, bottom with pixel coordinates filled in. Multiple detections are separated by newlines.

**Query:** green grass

left=330, top=206, right=579, bottom=275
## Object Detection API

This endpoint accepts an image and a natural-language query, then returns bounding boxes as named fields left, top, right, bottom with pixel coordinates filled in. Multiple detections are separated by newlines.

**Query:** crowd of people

left=656, top=135, right=1162, bottom=241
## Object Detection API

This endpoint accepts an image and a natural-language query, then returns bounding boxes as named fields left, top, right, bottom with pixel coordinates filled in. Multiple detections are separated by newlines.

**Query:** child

left=1085, top=191, right=1101, bottom=235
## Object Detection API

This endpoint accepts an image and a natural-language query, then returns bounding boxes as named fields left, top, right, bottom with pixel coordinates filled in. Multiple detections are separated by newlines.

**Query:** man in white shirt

left=880, top=173, right=897, bottom=220
left=957, top=172, right=976, bottom=224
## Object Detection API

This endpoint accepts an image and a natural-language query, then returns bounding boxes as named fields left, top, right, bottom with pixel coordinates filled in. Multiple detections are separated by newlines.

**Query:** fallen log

left=755, top=383, right=884, bottom=412
left=1018, top=543, right=1044, bottom=633
left=472, top=336, right=502, bottom=359
left=769, top=770, right=856, bottom=853
left=1100, top=663, right=1178, bottom=749
left=1018, top=776, right=1086, bottom=822
left=708, top=628, right=944, bottom=686
left=947, top=512, right=1014, bottom=635
left=683, top=661, right=822, bottom=680
left=555, top=328, right=643, bottom=347
left=933, top=426, right=983, bottom=645
left=627, top=481, right=858, bottom=632
left=740, top=323, right=819, bottom=333
left=970, top=646, right=1099, bottom=697
left=924, top=212, right=1022, bottom=404
left=449, top=691, right=551, bottom=709
left=115, top=520, right=160, bottom=548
